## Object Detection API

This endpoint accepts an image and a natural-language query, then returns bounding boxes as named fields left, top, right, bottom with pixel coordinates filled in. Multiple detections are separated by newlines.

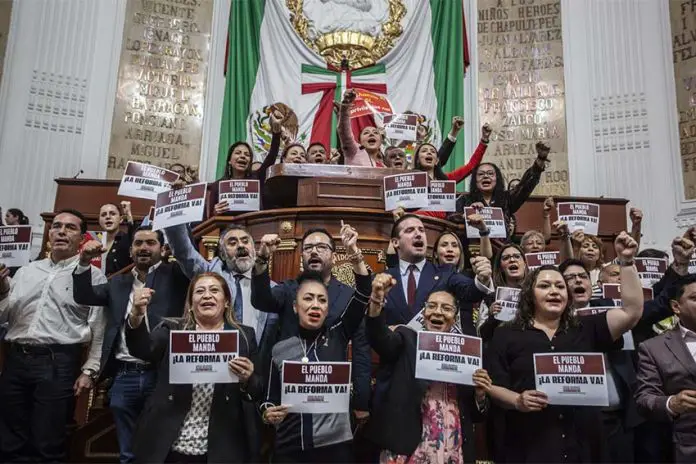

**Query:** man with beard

left=0, top=209, right=106, bottom=462
left=559, top=236, right=692, bottom=463
left=72, top=226, right=188, bottom=463
left=251, top=226, right=373, bottom=430
left=163, top=223, right=278, bottom=368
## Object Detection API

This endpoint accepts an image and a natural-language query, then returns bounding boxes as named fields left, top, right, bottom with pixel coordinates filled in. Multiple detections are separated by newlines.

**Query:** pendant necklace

left=300, top=337, right=318, bottom=363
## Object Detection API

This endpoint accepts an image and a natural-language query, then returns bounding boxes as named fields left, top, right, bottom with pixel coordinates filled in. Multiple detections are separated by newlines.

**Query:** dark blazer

left=105, top=223, right=136, bottom=276
left=365, top=312, right=482, bottom=460
left=382, top=261, right=488, bottom=335
left=73, top=261, right=190, bottom=379
left=126, top=319, right=262, bottom=463
left=636, top=327, right=696, bottom=462
left=250, top=269, right=373, bottom=410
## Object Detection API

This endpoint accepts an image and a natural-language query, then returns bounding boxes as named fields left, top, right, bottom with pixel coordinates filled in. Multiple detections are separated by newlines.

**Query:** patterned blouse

left=380, top=382, right=463, bottom=464
left=171, top=383, right=215, bottom=456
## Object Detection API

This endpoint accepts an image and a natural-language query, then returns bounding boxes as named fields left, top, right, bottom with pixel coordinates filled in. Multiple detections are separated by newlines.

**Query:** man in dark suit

left=251, top=226, right=373, bottom=427
left=73, top=226, right=188, bottom=463
left=560, top=236, right=692, bottom=463
left=636, top=273, right=696, bottom=463
left=382, top=214, right=493, bottom=334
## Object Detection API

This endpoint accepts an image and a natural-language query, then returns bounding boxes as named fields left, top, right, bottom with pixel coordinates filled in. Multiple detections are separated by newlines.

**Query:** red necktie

left=407, top=264, right=417, bottom=309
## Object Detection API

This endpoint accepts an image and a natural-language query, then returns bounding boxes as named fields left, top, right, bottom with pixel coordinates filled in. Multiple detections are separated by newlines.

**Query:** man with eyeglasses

left=250, top=226, right=373, bottom=430
left=558, top=236, right=691, bottom=463
left=0, top=209, right=107, bottom=462
left=384, top=146, right=407, bottom=170
left=163, top=222, right=279, bottom=376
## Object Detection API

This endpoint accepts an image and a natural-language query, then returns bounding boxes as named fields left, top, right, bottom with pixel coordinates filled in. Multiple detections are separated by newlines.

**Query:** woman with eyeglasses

left=364, top=278, right=491, bottom=463
left=453, top=142, right=551, bottom=240
left=484, top=232, right=643, bottom=463
left=260, top=223, right=372, bottom=463
left=478, top=244, right=528, bottom=342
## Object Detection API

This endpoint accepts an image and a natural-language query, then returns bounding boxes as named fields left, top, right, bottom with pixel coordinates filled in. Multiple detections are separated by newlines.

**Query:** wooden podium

left=37, top=169, right=628, bottom=462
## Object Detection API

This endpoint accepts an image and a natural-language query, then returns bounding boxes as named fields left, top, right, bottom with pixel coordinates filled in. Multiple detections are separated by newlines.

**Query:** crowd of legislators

left=1, top=94, right=695, bottom=464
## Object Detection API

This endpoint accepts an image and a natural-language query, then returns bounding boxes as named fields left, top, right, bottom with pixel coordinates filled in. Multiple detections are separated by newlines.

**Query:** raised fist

left=570, top=229, right=585, bottom=245
left=672, top=237, right=695, bottom=265
left=371, top=273, right=396, bottom=300
left=614, top=231, right=638, bottom=262
left=684, top=226, right=696, bottom=243
left=543, top=197, right=555, bottom=213
left=120, top=201, right=132, bottom=220
left=471, top=256, right=492, bottom=286
left=629, top=208, right=643, bottom=226
left=553, top=220, right=569, bottom=236
left=258, top=234, right=281, bottom=259
left=450, top=116, right=464, bottom=136
left=269, top=109, right=284, bottom=134
left=214, top=201, right=230, bottom=216
left=535, top=142, right=551, bottom=161
left=481, top=123, right=492, bottom=142
left=467, top=213, right=488, bottom=232
left=342, top=89, right=357, bottom=105
left=80, top=240, right=104, bottom=266
left=132, top=287, right=155, bottom=315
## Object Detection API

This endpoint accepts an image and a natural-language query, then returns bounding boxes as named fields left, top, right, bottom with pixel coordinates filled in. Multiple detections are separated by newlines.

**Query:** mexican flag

left=217, top=0, right=469, bottom=176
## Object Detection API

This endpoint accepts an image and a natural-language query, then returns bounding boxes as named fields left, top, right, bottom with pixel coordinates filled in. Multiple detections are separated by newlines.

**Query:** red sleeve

left=416, top=210, right=446, bottom=219
left=445, top=141, right=488, bottom=183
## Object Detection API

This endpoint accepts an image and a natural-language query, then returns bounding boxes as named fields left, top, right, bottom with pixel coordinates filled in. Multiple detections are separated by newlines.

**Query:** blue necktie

left=233, top=274, right=244, bottom=322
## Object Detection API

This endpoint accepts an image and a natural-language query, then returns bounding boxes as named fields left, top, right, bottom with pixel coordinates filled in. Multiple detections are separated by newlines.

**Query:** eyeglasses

left=563, top=272, right=590, bottom=281
left=302, top=243, right=333, bottom=253
left=501, top=253, right=523, bottom=262
left=424, top=302, right=457, bottom=314
left=477, top=170, right=496, bottom=178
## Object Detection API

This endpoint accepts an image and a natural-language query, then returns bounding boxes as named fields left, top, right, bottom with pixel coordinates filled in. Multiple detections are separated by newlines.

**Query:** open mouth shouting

left=136, top=252, right=151, bottom=261
left=236, top=248, right=250, bottom=258
left=427, top=315, right=446, bottom=331
left=306, top=308, right=323, bottom=325
left=307, top=257, right=323, bottom=270
left=443, top=253, right=456, bottom=263
left=507, top=262, right=522, bottom=276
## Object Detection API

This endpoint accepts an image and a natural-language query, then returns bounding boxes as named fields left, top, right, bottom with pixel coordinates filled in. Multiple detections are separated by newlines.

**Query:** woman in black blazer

left=126, top=272, right=263, bottom=463
left=364, top=275, right=491, bottom=463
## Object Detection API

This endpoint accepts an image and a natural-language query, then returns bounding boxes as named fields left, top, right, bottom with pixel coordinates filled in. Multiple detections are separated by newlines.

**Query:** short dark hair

left=308, top=142, right=326, bottom=151
left=54, top=208, right=87, bottom=234
left=671, top=274, right=696, bottom=302
left=558, top=258, right=588, bottom=275
left=301, top=228, right=335, bottom=251
left=134, top=225, right=164, bottom=245
left=99, top=203, right=122, bottom=214
left=637, top=248, right=669, bottom=260
left=296, top=270, right=327, bottom=290
left=391, top=214, right=423, bottom=239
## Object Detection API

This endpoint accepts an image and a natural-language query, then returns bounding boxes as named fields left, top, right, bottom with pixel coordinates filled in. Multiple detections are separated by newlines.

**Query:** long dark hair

left=432, top=231, right=465, bottom=272
left=413, top=143, right=447, bottom=180
left=7, top=208, right=29, bottom=225
left=224, top=141, right=254, bottom=179
left=511, top=265, right=578, bottom=332
left=492, top=243, right=527, bottom=288
left=468, top=162, right=506, bottom=205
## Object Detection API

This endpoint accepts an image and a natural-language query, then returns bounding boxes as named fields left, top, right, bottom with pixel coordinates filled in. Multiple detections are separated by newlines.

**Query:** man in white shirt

left=73, top=226, right=189, bottom=463
left=0, top=209, right=106, bottom=462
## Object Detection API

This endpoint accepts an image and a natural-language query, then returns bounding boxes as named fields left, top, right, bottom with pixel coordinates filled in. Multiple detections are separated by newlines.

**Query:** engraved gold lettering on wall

left=107, top=0, right=212, bottom=179
left=477, top=0, right=569, bottom=196
left=670, top=0, right=696, bottom=200
left=0, top=0, right=12, bottom=86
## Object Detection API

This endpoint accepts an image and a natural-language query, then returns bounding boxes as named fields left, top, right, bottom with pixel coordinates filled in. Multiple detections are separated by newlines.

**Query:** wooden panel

left=53, top=178, right=154, bottom=216
left=298, top=177, right=385, bottom=208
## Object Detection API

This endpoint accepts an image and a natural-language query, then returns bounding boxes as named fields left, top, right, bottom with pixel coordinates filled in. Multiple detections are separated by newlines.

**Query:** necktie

left=407, top=264, right=417, bottom=309
left=233, top=274, right=244, bottom=322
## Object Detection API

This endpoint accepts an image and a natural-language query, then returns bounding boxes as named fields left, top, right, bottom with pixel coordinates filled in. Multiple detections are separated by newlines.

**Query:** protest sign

left=383, top=113, right=418, bottom=141
left=169, top=331, right=239, bottom=384
left=117, top=161, right=179, bottom=200
left=0, top=226, right=32, bottom=267
left=383, top=172, right=428, bottom=211
left=557, top=202, right=600, bottom=235
left=421, top=180, right=456, bottom=212
left=281, top=361, right=352, bottom=414
left=494, top=287, right=521, bottom=322
left=525, top=251, right=560, bottom=270
left=153, top=183, right=207, bottom=231
left=415, top=332, right=482, bottom=386
left=534, top=353, right=608, bottom=406
left=219, top=179, right=260, bottom=212
left=463, top=207, right=506, bottom=238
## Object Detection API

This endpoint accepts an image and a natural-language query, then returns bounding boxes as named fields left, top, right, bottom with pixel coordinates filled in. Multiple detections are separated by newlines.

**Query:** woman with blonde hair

left=126, top=272, right=262, bottom=463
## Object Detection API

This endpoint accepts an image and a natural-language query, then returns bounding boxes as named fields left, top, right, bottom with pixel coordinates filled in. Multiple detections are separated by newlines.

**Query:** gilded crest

left=286, top=0, right=406, bottom=69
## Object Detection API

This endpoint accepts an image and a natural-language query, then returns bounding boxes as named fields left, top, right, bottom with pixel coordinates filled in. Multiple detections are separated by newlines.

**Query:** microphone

left=72, top=169, right=84, bottom=179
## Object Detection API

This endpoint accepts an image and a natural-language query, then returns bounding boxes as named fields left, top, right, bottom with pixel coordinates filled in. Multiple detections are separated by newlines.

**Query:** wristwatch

left=82, top=368, right=98, bottom=380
